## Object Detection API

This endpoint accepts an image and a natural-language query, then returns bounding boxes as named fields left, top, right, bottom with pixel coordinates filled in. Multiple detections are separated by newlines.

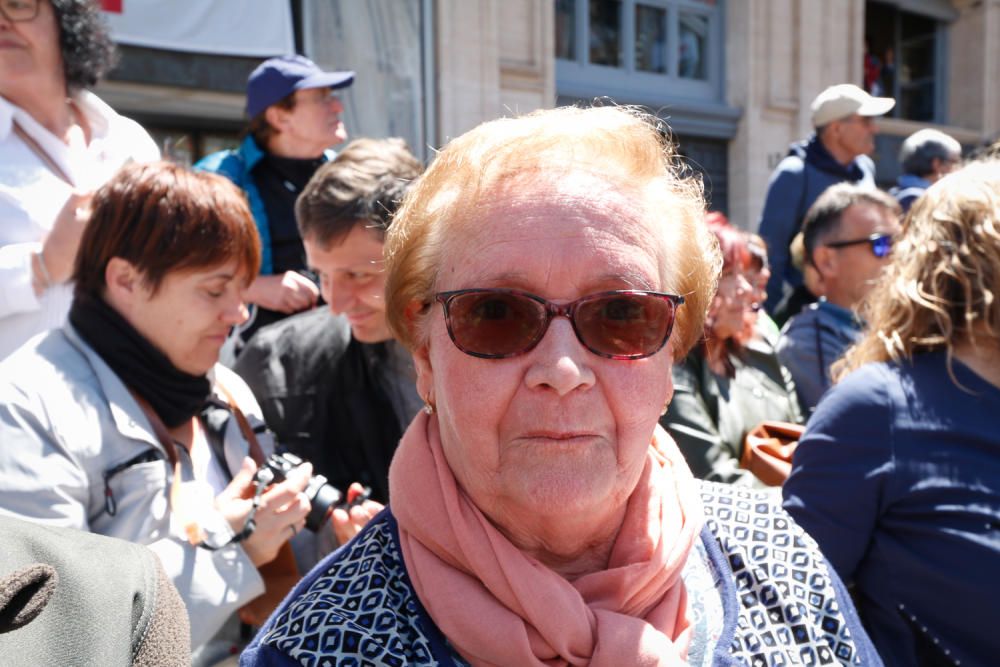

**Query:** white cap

left=810, top=84, right=895, bottom=127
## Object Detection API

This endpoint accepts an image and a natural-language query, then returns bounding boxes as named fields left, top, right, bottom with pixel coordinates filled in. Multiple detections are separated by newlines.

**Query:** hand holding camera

left=215, top=456, right=311, bottom=567
left=332, top=482, right=385, bottom=545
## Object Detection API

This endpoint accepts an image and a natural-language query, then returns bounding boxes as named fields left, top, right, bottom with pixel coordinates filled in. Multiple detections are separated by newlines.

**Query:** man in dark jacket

left=234, top=138, right=424, bottom=515
left=197, top=55, right=355, bottom=346
left=775, top=184, right=901, bottom=414
left=758, top=83, right=894, bottom=323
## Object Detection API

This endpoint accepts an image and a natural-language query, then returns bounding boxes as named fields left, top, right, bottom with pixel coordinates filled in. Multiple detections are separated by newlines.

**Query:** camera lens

left=303, top=473, right=342, bottom=532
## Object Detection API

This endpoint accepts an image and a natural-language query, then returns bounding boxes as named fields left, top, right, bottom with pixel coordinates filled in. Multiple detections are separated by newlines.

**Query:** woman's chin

left=497, top=464, right=622, bottom=520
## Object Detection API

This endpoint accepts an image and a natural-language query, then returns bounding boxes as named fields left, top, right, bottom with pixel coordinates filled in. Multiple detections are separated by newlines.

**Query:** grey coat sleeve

left=775, top=319, right=826, bottom=414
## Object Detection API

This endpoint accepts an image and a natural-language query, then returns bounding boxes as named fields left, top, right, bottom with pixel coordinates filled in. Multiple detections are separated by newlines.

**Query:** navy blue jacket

left=889, top=173, right=931, bottom=213
left=784, top=351, right=1000, bottom=666
left=758, top=136, right=875, bottom=312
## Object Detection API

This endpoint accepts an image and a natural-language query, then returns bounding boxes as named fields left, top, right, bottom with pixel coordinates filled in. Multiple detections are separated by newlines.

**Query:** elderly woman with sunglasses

left=661, top=216, right=802, bottom=485
left=784, top=159, right=1000, bottom=666
left=241, top=106, right=879, bottom=667
left=0, top=0, right=159, bottom=360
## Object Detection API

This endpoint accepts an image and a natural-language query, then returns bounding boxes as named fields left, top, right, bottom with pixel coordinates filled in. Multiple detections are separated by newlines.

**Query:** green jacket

left=661, top=339, right=802, bottom=485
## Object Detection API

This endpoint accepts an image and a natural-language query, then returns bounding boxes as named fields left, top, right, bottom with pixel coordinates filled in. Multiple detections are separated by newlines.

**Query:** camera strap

left=128, top=381, right=267, bottom=550
left=12, top=120, right=74, bottom=187
left=131, top=381, right=301, bottom=626
left=214, top=382, right=266, bottom=466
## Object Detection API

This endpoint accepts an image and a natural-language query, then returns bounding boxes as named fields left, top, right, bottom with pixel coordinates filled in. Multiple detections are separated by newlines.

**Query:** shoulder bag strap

left=214, top=381, right=266, bottom=466
left=12, top=120, right=74, bottom=186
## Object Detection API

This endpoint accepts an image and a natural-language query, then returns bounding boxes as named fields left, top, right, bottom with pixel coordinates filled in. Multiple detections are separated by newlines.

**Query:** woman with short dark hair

left=0, top=162, right=312, bottom=660
left=0, top=0, right=159, bottom=359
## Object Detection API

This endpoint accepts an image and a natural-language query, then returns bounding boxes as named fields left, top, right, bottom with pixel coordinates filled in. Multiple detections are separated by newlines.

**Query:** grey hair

left=899, top=129, right=962, bottom=178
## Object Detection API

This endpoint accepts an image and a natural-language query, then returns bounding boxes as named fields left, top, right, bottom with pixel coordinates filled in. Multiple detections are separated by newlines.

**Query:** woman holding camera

left=0, top=162, right=311, bottom=661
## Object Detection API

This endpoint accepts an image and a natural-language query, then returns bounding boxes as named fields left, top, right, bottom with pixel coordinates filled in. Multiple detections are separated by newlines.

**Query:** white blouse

left=0, top=90, right=159, bottom=360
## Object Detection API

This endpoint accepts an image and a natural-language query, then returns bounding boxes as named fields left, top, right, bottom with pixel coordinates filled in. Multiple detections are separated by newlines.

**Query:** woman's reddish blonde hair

left=384, top=105, right=720, bottom=360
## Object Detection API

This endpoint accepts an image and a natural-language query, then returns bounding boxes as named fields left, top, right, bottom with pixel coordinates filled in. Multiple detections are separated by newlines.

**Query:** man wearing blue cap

left=197, top=55, right=355, bottom=347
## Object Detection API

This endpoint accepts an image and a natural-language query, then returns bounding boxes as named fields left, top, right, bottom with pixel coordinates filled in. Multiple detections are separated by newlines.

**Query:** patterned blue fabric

left=242, top=483, right=882, bottom=666
left=701, top=482, right=873, bottom=665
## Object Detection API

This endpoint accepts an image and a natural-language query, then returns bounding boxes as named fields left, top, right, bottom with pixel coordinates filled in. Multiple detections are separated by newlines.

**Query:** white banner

left=101, top=0, right=294, bottom=58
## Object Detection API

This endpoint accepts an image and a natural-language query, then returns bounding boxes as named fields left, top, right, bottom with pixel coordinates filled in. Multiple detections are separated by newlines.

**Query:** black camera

left=259, top=451, right=343, bottom=532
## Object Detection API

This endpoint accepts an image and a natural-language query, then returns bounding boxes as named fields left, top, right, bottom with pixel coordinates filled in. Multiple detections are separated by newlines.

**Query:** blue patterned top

left=242, top=482, right=882, bottom=666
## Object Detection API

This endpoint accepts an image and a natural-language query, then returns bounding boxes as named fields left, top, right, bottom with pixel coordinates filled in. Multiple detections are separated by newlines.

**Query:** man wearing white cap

left=758, top=83, right=894, bottom=323
left=197, top=55, right=355, bottom=348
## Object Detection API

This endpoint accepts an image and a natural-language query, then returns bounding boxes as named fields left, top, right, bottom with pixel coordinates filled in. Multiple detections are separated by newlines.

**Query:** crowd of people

left=1, top=3, right=998, bottom=666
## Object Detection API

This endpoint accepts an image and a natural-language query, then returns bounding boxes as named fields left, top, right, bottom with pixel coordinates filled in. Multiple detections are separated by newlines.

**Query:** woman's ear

left=412, top=342, right=434, bottom=406
left=103, top=257, right=141, bottom=309
left=404, top=298, right=435, bottom=403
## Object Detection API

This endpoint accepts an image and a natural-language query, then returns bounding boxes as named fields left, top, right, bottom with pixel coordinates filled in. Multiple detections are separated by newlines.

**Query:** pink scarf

left=389, top=412, right=704, bottom=666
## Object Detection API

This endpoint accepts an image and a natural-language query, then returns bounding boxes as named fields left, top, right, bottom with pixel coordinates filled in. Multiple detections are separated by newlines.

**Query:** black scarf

left=69, top=295, right=212, bottom=428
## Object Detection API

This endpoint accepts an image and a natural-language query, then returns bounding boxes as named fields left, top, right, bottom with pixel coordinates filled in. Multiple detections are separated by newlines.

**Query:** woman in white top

left=0, top=0, right=158, bottom=359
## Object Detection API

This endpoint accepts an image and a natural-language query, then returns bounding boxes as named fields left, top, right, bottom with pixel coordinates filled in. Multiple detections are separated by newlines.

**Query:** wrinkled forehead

left=435, top=169, right=677, bottom=288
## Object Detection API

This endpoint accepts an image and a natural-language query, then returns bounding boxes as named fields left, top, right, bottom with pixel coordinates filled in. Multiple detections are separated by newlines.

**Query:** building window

left=555, top=0, right=723, bottom=105
left=864, top=1, right=951, bottom=123
left=635, top=4, right=667, bottom=74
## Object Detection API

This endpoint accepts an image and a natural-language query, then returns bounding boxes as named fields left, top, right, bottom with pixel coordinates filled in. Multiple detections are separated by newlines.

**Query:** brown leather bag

left=740, top=421, right=804, bottom=486
left=237, top=541, right=300, bottom=626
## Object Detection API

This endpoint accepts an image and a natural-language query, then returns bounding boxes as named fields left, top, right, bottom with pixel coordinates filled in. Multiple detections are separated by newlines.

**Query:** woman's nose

left=224, top=297, right=250, bottom=326
left=523, top=318, right=596, bottom=396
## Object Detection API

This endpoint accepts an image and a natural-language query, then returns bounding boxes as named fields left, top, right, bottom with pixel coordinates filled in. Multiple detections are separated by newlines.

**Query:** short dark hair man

left=758, top=84, right=894, bottom=323
left=775, top=183, right=901, bottom=412
left=197, top=55, right=355, bottom=346
left=235, top=138, right=423, bottom=511
left=890, top=128, right=962, bottom=212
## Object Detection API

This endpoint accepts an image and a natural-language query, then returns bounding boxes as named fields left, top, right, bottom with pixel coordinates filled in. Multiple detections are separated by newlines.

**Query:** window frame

left=556, top=0, right=725, bottom=106
left=865, top=0, right=950, bottom=124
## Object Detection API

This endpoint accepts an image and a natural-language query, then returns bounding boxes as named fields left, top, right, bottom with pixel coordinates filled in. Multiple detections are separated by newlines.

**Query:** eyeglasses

left=435, top=288, right=685, bottom=360
left=0, top=0, right=39, bottom=22
left=294, top=87, right=340, bottom=106
left=824, top=233, right=894, bottom=258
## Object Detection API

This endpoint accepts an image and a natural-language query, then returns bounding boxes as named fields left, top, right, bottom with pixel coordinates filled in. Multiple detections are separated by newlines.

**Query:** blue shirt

left=776, top=299, right=863, bottom=414
left=195, top=137, right=334, bottom=276
left=758, top=136, right=876, bottom=312
left=783, top=351, right=1000, bottom=666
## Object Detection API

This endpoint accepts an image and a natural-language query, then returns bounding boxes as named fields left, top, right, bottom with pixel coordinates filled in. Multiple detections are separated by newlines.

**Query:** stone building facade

left=95, top=0, right=1000, bottom=229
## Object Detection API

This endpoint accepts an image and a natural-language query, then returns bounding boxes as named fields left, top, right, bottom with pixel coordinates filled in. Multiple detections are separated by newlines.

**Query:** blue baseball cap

left=246, top=55, right=355, bottom=118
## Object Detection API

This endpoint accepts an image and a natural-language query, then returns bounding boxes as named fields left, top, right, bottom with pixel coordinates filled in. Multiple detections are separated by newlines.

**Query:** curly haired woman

left=783, top=158, right=1000, bottom=666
